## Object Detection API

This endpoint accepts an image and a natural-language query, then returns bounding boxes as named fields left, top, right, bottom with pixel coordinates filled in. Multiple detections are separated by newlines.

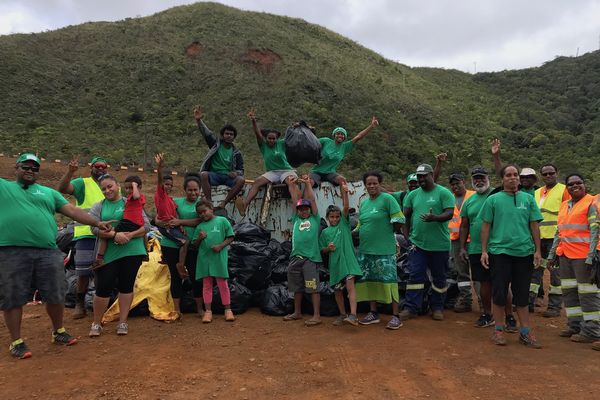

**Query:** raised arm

left=154, top=153, right=165, bottom=187
left=351, top=116, right=379, bottom=144
left=341, top=184, right=350, bottom=217
left=491, top=138, right=502, bottom=177
left=247, top=109, right=264, bottom=145
left=193, top=106, right=217, bottom=148
left=131, top=182, right=141, bottom=200
left=57, top=156, right=79, bottom=194
left=301, top=175, right=318, bottom=215
left=289, top=175, right=302, bottom=206
left=433, top=152, right=447, bottom=183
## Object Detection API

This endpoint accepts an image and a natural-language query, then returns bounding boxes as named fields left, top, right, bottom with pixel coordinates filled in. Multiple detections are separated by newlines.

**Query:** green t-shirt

left=319, top=216, right=362, bottom=286
left=460, top=189, right=492, bottom=255
left=391, top=191, right=408, bottom=209
left=0, top=179, right=69, bottom=248
left=210, top=144, right=233, bottom=174
left=259, top=139, right=292, bottom=171
left=160, top=197, right=199, bottom=249
left=358, top=192, right=405, bottom=255
left=520, top=187, right=535, bottom=196
left=71, top=177, right=87, bottom=204
left=479, top=191, right=543, bottom=257
left=291, top=213, right=322, bottom=262
left=404, top=184, right=455, bottom=252
left=191, top=216, right=234, bottom=279
left=101, top=198, right=147, bottom=264
left=311, top=138, right=353, bottom=174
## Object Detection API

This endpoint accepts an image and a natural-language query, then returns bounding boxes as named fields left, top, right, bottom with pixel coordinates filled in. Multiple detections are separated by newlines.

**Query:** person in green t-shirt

left=480, top=164, right=543, bottom=348
left=390, top=173, right=419, bottom=209
left=283, top=175, right=323, bottom=326
left=491, top=138, right=539, bottom=195
left=194, top=106, right=245, bottom=209
left=320, top=184, right=363, bottom=326
left=355, top=171, right=405, bottom=330
left=181, top=200, right=235, bottom=324
left=310, top=116, right=379, bottom=187
left=57, top=155, right=108, bottom=319
left=1, top=154, right=111, bottom=359
left=400, top=163, right=454, bottom=322
left=241, top=110, right=298, bottom=214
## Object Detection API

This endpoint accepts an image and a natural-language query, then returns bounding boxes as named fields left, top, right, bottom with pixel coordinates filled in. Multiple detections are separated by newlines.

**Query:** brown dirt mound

left=241, top=48, right=282, bottom=73
left=185, top=41, right=203, bottom=58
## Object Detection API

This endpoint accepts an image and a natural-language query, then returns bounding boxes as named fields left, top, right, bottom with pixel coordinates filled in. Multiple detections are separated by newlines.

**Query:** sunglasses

left=566, top=181, right=584, bottom=187
left=19, top=165, right=40, bottom=172
left=541, top=172, right=556, bottom=176
left=92, top=163, right=108, bottom=169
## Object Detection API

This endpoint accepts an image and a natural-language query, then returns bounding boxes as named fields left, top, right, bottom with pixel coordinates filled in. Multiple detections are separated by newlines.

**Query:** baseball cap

left=16, top=153, right=41, bottom=166
left=90, top=156, right=107, bottom=165
left=406, top=173, right=417, bottom=183
left=449, top=172, right=466, bottom=183
left=520, top=167, right=537, bottom=177
left=296, top=199, right=311, bottom=208
left=331, top=127, right=348, bottom=138
left=470, top=166, right=488, bottom=177
left=415, top=164, right=433, bottom=175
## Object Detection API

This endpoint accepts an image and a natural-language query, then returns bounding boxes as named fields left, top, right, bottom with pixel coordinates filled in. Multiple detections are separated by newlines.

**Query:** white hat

left=519, top=167, right=537, bottom=177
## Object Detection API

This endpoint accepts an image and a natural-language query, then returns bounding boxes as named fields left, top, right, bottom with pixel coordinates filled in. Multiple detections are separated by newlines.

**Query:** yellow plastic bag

left=102, top=239, right=179, bottom=323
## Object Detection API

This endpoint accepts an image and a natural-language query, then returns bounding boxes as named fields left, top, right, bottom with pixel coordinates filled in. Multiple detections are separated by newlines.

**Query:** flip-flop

left=304, top=319, right=322, bottom=327
left=283, top=313, right=301, bottom=321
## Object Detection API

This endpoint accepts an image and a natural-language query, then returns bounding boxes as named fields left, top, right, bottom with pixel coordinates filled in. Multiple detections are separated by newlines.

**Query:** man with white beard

left=459, top=167, right=512, bottom=328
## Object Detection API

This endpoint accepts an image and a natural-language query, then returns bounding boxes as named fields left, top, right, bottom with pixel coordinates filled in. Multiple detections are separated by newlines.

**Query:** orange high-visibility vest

left=556, top=194, right=595, bottom=259
left=449, top=190, right=474, bottom=241
left=595, top=195, right=600, bottom=251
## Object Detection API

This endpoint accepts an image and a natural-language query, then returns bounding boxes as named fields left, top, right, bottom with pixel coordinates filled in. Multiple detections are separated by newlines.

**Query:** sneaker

left=343, top=314, right=359, bottom=326
left=505, top=315, right=518, bottom=333
left=519, top=332, right=542, bottom=349
left=358, top=311, right=380, bottom=325
left=592, top=341, right=600, bottom=351
left=89, top=323, right=103, bottom=338
left=475, top=314, right=495, bottom=328
left=542, top=308, right=561, bottom=318
left=398, top=309, right=417, bottom=320
left=570, top=333, right=595, bottom=343
left=9, top=340, right=32, bottom=359
left=202, top=310, right=213, bottom=324
left=559, top=327, right=580, bottom=338
left=224, top=309, right=236, bottom=322
left=332, top=314, right=347, bottom=326
left=116, top=322, right=129, bottom=335
left=432, top=310, right=444, bottom=321
left=72, top=302, right=87, bottom=319
left=492, top=330, right=507, bottom=346
left=52, top=328, right=78, bottom=346
left=386, top=315, right=403, bottom=330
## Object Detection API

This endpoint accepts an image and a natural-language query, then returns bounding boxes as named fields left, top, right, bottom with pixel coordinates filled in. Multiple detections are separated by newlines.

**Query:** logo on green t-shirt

left=299, top=220, right=312, bottom=231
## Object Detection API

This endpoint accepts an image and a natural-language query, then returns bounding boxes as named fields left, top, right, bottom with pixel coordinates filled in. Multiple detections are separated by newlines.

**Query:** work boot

left=570, top=334, right=595, bottom=343
left=542, top=308, right=561, bottom=318
left=592, top=341, right=600, bottom=351
left=432, top=310, right=444, bottom=321
left=398, top=309, right=417, bottom=320
left=72, top=302, right=86, bottom=319
left=559, top=327, right=580, bottom=338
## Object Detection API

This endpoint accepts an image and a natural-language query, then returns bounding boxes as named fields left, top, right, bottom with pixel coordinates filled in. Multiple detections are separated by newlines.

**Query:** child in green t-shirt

left=320, top=184, right=363, bottom=326
left=283, top=175, right=322, bottom=326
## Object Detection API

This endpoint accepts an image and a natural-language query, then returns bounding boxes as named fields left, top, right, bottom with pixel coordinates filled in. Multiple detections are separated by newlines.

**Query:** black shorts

left=310, top=172, right=341, bottom=187
left=469, top=254, right=491, bottom=282
left=287, top=256, right=320, bottom=294
left=489, top=253, right=534, bottom=307
left=115, top=219, right=142, bottom=233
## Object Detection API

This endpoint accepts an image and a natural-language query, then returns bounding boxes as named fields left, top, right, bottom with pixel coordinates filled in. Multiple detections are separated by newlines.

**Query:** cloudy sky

left=1, top=0, right=599, bottom=72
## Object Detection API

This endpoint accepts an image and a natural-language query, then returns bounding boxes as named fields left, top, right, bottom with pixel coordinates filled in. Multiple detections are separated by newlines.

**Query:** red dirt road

left=1, top=306, right=598, bottom=400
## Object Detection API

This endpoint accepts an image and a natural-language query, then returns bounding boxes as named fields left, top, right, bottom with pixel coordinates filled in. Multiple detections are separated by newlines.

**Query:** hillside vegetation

left=1, top=2, right=598, bottom=189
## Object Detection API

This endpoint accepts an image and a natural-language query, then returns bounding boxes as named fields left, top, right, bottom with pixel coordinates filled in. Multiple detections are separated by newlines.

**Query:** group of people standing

left=1, top=108, right=599, bottom=359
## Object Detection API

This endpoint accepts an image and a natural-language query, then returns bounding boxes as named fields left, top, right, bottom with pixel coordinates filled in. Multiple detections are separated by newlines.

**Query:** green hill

left=0, top=2, right=598, bottom=189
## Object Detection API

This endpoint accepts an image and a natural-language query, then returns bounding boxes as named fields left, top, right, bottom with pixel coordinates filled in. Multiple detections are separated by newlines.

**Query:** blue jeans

left=404, top=247, right=449, bottom=313
left=207, top=172, right=238, bottom=187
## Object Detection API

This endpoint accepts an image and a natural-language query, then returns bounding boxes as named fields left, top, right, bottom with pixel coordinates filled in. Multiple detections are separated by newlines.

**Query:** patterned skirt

left=355, top=252, right=399, bottom=304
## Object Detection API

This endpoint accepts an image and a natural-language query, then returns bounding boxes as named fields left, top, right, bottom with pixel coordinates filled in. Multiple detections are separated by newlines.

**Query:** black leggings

left=94, top=255, right=144, bottom=297
left=162, top=246, right=202, bottom=298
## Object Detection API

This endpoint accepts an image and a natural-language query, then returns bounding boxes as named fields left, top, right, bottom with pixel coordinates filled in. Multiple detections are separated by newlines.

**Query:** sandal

left=304, top=319, right=322, bottom=327
left=283, top=313, right=301, bottom=321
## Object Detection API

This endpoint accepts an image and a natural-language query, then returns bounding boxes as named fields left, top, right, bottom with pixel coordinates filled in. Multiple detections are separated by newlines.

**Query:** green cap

left=90, top=156, right=107, bottom=165
left=406, top=173, right=417, bottom=182
left=16, top=153, right=41, bottom=166
left=331, top=127, right=347, bottom=138
left=415, top=163, right=434, bottom=175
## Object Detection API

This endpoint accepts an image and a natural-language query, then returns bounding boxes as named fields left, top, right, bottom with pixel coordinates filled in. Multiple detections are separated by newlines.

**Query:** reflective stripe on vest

left=73, top=177, right=104, bottom=238
left=448, top=190, right=474, bottom=241
left=535, top=183, right=567, bottom=239
left=556, top=194, right=594, bottom=259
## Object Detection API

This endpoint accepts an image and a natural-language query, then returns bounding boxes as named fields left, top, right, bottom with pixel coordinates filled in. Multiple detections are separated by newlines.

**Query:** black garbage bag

left=234, top=222, right=271, bottom=243
left=130, top=299, right=150, bottom=317
left=56, top=223, right=75, bottom=253
left=212, top=279, right=252, bottom=315
left=180, top=290, right=199, bottom=314
left=302, top=281, right=339, bottom=317
left=64, top=269, right=78, bottom=308
left=280, top=240, right=292, bottom=255
left=284, top=121, right=321, bottom=167
left=260, top=284, right=294, bottom=316
left=271, top=261, right=290, bottom=284
left=228, top=241, right=273, bottom=290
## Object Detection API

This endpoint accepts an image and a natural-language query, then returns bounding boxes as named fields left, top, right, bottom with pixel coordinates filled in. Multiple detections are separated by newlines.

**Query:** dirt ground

left=1, top=156, right=599, bottom=399
left=1, top=305, right=599, bottom=400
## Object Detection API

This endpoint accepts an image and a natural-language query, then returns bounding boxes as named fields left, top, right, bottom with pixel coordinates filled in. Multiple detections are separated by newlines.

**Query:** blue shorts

left=208, top=172, right=238, bottom=188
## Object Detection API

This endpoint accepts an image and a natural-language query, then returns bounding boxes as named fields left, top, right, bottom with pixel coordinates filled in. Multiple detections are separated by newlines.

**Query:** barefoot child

left=320, top=184, right=363, bottom=326
left=186, top=200, right=235, bottom=323
left=93, top=175, right=145, bottom=268
left=283, top=175, right=322, bottom=326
